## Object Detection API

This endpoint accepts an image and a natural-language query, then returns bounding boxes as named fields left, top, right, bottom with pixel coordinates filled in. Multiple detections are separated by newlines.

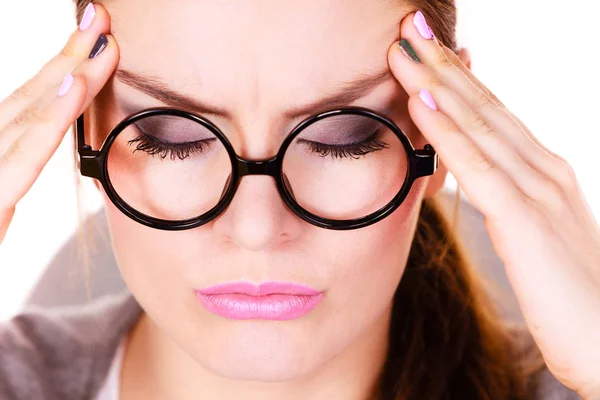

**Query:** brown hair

left=378, top=194, right=547, bottom=399
left=73, top=1, right=547, bottom=398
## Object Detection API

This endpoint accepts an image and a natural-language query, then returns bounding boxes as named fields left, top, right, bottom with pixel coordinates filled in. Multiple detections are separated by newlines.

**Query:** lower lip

left=195, top=292, right=324, bottom=320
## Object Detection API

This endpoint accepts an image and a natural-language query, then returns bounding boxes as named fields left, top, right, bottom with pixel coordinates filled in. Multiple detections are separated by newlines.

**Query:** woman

left=0, top=0, right=598, bottom=399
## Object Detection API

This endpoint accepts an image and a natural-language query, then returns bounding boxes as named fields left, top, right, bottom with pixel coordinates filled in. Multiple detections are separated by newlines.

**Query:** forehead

left=103, top=0, right=408, bottom=119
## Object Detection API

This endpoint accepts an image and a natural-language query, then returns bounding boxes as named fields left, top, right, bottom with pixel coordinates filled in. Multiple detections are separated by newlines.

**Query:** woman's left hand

left=388, top=11, right=600, bottom=399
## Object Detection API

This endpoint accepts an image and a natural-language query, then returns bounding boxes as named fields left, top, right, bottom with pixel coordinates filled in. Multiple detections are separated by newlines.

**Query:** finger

left=417, top=83, right=568, bottom=211
left=0, top=32, right=118, bottom=158
left=441, top=44, right=567, bottom=164
left=72, top=33, right=119, bottom=114
left=408, top=88, right=531, bottom=224
left=0, top=74, right=87, bottom=218
left=0, top=23, right=119, bottom=212
left=0, top=2, right=111, bottom=130
left=389, top=42, right=540, bottom=197
left=394, top=11, right=563, bottom=174
left=390, top=14, right=571, bottom=205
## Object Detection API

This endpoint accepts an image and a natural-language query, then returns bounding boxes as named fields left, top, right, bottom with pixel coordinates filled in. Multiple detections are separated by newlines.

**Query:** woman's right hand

left=0, top=3, right=118, bottom=243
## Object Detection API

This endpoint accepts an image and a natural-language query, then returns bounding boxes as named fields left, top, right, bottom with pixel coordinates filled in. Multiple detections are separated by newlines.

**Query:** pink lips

left=195, top=282, right=324, bottom=321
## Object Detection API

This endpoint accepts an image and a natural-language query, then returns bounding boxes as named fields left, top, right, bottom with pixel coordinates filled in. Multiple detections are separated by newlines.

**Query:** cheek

left=103, top=198, right=202, bottom=365
left=102, top=193, right=189, bottom=298
left=323, top=178, right=425, bottom=329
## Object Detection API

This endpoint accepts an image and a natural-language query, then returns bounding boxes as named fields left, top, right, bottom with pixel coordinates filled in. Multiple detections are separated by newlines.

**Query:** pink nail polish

left=58, top=73, right=74, bottom=97
left=414, top=11, right=434, bottom=40
left=79, top=3, right=96, bottom=31
left=419, top=89, right=437, bottom=111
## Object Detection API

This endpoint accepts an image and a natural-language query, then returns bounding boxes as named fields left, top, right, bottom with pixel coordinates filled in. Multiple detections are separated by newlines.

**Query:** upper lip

left=196, top=281, right=322, bottom=296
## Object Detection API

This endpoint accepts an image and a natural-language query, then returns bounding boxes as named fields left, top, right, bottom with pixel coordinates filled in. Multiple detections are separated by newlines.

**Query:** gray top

left=0, top=290, right=582, bottom=400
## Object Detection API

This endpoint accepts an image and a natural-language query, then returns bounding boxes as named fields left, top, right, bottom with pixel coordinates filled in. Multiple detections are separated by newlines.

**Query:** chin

left=192, top=322, right=326, bottom=382
left=207, top=360, right=308, bottom=382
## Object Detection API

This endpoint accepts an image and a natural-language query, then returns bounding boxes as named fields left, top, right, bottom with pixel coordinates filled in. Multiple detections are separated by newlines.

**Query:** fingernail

left=79, top=3, right=96, bottom=31
left=419, top=89, right=437, bottom=111
left=414, top=11, right=434, bottom=40
left=89, top=33, right=108, bottom=59
left=58, top=73, right=74, bottom=97
left=399, top=38, right=421, bottom=63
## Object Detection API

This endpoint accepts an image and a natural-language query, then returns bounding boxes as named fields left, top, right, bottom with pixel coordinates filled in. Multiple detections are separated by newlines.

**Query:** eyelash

left=298, top=128, right=390, bottom=160
left=127, top=132, right=216, bottom=161
left=127, top=127, right=389, bottom=161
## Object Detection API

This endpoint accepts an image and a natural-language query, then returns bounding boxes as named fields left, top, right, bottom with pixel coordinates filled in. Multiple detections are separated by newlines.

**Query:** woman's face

left=89, top=0, right=448, bottom=381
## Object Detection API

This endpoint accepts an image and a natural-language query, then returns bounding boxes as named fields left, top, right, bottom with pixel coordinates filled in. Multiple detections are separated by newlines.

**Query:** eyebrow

left=114, top=67, right=394, bottom=120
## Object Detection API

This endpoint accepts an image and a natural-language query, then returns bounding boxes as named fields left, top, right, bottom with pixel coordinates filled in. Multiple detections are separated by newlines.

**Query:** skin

left=88, top=1, right=459, bottom=399
left=1, top=1, right=599, bottom=399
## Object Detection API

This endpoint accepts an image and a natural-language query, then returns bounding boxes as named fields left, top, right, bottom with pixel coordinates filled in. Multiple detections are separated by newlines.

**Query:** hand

left=0, top=3, right=118, bottom=243
left=388, top=11, right=600, bottom=399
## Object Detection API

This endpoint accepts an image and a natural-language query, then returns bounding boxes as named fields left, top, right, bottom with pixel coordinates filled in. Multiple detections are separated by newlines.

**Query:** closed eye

left=296, top=127, right=389, bottom=160
left=127, top=127, right=217, bottom=161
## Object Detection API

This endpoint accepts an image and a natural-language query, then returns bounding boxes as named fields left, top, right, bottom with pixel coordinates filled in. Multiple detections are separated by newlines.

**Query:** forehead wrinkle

left=114, top=63, right=395, bottom=122
left=107, top=1, right=408, bottom=125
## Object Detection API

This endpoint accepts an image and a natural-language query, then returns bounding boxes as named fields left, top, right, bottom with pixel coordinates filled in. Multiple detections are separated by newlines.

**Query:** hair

left=73, top=1, right=547, bottom=398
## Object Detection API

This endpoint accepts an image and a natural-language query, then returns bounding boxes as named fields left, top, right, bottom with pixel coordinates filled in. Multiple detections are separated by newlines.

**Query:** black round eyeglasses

left=76, top=106, right=438, bottom=231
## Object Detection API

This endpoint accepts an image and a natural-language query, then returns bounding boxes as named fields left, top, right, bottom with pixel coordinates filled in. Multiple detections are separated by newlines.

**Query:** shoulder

left=0, top=289, right=142, bottom=400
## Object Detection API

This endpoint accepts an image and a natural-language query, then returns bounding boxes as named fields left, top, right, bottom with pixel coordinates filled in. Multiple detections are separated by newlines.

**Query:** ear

left=423, top=46, right=471, bottom=198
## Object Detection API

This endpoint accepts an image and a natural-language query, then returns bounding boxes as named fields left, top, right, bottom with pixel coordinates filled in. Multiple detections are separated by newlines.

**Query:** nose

left=212, top=175, right=302, bottom=250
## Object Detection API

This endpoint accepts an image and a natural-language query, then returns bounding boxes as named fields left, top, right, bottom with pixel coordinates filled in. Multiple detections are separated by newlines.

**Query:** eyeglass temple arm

left=75, top=113, right=103, bottom=179
left=413, top=144, right=438, bottom=178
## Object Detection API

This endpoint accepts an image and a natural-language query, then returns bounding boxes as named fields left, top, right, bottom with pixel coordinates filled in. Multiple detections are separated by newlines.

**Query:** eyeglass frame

left=76, top=106, right=438, bottom=231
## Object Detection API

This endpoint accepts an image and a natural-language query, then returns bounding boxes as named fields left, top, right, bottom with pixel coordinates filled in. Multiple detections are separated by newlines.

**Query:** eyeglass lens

left=106, top=113, right=409, bottom=222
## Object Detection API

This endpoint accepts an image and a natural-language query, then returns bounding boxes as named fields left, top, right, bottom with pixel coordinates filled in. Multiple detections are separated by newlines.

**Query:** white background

left=0, top=1, right=599, bottom=320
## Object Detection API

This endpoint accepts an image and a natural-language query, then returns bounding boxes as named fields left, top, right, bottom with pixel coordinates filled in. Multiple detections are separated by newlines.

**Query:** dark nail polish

left=399, top=38, right=421, bottom=64
left=89, top=33, right=108, bottom=59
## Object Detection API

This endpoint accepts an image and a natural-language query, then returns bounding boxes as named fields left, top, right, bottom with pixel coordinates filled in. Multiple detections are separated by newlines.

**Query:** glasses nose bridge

left=237, top=156, right=280, bottom=177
